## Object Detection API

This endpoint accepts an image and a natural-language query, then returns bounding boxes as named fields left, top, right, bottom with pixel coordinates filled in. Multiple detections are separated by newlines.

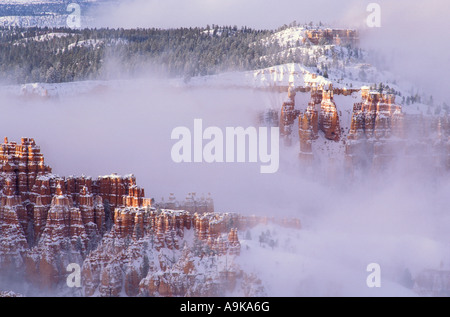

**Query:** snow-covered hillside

left=187, top=63, right=331, bottom=89
left=0, top=23, right=442, bottom=121
left=257, top=26, right=307, bottom=48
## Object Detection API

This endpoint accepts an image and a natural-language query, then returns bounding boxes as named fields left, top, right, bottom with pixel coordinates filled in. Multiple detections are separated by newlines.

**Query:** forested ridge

left=0, top=25, right=280, bottom=84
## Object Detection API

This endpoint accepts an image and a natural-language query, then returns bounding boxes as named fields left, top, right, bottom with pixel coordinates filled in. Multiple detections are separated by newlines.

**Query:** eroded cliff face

left=279, top=86, right=450, bottom=174
left=280, top=87, right=300, bottom=145
left=81, top=208, right=299, bottom=297
left=0, top=138, right=300, bottom=296
left=319, top=89, right=341, bottom=142
left=0, top=177, right=29, bottom=271
left=0, top=138, right=153, bottom=290
left=345, top=88, right=450, bottom=173
left=345, top=88, right=405, bottom=171
left=82, top=210, right=246, bottom=297
left=292, top=85, right=342, bottom=164
left=156, top=192, right=214, bottom=214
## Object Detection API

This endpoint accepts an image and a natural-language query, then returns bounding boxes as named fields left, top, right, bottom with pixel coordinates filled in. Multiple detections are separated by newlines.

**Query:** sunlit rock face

left=0, top=138, right=152, bottom=290
left=319, top=88, right=341, bottom=142
left=304, top=28, right=359, bottom=46
left=280, top=87, right=300, bottom=145
left=0, top=138, right=300, bottom=296
left=278, top=85, right=450, bottom=174
left=345, top=88, right=450, bottom=173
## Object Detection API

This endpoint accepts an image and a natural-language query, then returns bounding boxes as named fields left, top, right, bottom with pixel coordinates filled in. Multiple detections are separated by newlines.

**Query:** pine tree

left=141, top=254, right=150, bottom=279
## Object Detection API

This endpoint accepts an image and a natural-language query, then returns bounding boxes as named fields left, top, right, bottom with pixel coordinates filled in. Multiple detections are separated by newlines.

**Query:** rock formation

left=0, top=177, right=29, bottom=271
left=298, top=88, right=320, bottom=162
left=319, top=87, right=341, bottom=141
left=278, top=85, right=450, bottom=174
left=345, top=88, right=450, bottom=173
left=0, top=137, right=298, bottom=296
left=280, top=86, right=300, bottom=144
left=281, top=85, right=341, bottom=162
left=304, top=28, right=359, bottom=46
left=81, top=208, right=277, bottom=297
left=0, top=138, right=153, bottom=290
left=345, top=89, right=404, bottom=170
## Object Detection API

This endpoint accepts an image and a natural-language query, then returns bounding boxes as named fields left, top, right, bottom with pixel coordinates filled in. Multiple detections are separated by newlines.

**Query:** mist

left=359, top=0, right=450, bottom=104
left=1, top=69, right=450, bottom=295
left=89, top=0, right=450, bottom=103
left=1, top=0, right=449, bottom=296
left=0, top=78, right=294, bottom=213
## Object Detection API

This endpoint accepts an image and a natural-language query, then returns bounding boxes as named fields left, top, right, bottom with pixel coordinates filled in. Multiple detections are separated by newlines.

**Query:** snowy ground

left=236, top=207, right=450, bottom=297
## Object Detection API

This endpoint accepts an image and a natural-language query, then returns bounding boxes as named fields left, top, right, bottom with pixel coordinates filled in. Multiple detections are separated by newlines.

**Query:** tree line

left=0, top=25, right=281, bottom=84
left=0, top=24, right=358, bottom=84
